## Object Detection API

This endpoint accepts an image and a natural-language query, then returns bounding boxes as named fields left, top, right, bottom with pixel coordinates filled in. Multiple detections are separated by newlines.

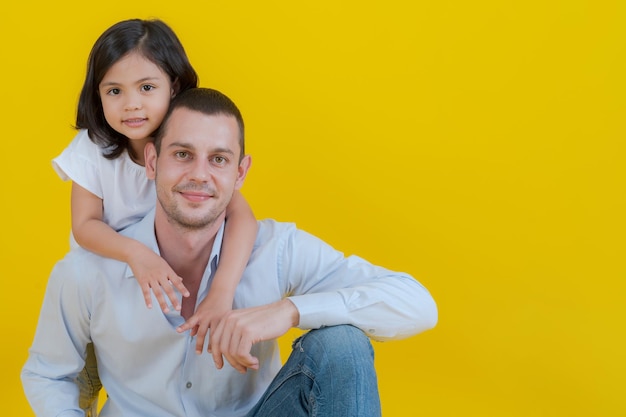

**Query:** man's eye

left=213, top=156, right=226, bottom=164
left=141, top=85, right=154, bottom=92
left=175, top=151, right=190, bottom=159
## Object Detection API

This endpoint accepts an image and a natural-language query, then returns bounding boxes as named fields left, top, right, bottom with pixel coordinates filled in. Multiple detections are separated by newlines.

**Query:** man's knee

left=295, top=325, right=374, bottom=368
left=291, top=325, right=380, bottom=416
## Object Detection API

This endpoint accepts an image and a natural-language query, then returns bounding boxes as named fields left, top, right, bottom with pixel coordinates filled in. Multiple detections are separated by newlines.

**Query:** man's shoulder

left=255, top=219, right=328, bottom=251
left=61, top=245, right=109, bottom=263
left=52, top=246, right=126, bottom=285
left=256, top=219, right=297, bottom=241
left=118, top=209, right=155, bottom=241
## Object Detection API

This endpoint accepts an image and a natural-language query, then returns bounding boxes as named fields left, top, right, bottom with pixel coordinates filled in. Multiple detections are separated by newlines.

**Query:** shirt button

left=186, top=382, right=192, bottom=389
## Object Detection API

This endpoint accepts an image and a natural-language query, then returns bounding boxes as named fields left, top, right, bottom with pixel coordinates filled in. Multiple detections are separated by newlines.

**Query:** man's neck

left=154, top=209, right=225, bottom=318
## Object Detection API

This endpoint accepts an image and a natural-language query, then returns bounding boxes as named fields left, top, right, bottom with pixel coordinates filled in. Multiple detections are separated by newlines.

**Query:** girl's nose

left=124, top=93, right=142, bottom=111
left=124, top=102, right=141, bottom=111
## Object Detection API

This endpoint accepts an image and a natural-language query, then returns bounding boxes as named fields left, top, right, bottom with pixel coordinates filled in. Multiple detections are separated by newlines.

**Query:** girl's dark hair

left=75, top=19, right=199, bottom=159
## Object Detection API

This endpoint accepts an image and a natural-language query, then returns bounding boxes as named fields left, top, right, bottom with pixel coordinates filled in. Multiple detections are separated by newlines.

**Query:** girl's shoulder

left=62, top=129, right=109, bottom=157
left=52, top=129, right=120, bottom=184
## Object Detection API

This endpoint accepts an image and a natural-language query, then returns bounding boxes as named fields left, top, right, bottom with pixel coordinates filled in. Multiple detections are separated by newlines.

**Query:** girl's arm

left=71, top=182, right=189, bottom=312
left=177, top=190, right=257, bottom=354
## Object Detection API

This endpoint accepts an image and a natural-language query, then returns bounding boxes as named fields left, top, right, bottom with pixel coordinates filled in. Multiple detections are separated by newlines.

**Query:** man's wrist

left=282, top=298, right=300, bottom=327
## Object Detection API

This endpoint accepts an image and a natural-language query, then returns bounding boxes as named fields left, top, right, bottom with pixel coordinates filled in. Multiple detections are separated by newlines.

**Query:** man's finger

left=211, top=322, right=225, bottom=369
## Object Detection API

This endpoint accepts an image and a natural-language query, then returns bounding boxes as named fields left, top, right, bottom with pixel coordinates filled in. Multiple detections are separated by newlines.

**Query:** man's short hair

left=154, top=88, right=245, bottom=160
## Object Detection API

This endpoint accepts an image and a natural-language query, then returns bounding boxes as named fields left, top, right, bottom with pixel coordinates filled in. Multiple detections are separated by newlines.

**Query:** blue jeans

left=246, top=325, right=381, bottom=417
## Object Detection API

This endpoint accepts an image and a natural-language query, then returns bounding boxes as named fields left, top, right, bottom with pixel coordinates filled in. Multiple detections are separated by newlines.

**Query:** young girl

left=53, top=19, right=257, bottom=415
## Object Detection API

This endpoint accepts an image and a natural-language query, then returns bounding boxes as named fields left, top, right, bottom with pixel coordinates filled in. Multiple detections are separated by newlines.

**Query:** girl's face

left=99, top=51, right=174, bottom=149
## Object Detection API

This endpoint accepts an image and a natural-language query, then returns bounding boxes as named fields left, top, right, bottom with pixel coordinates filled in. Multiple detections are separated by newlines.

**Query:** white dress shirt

left=22, top=208, right=437, bottom=417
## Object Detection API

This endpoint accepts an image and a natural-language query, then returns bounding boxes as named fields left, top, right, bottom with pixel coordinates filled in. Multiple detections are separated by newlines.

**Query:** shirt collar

left=122, top=208, right=226, bottom=279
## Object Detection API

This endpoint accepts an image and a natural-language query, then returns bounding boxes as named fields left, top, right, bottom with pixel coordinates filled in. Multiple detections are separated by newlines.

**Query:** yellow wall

left=1, top=1, right=624, bottom=416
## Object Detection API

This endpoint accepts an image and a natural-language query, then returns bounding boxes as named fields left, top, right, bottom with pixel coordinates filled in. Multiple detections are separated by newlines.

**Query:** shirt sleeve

left=51, top=130, right=104, bottom=199
left=282, top=225, right=438, bottom=341
left=21, top=251, right=95, bottom=417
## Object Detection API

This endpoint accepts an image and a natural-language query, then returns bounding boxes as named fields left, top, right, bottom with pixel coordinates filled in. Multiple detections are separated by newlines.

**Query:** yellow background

left=1, top=1, right=624, bottom=416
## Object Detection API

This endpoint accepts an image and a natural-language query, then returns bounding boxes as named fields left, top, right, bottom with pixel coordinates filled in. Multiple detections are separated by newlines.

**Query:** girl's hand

left=176, top=292, right=232, bottom=354
left=128, top=244, right=190, bottom=312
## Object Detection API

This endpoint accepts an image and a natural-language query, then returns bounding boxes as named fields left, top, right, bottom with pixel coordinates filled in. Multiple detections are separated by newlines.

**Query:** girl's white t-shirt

left=52, top=129, right=156, bottom=245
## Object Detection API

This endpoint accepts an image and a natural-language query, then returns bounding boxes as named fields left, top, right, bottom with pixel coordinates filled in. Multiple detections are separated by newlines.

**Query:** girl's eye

left=141, top=85, right=155, bottom=92
left=107, top=88, right=121, bottom=96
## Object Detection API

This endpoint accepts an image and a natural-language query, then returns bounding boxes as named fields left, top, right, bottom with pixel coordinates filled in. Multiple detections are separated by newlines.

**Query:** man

left=22, top=88, right=437, bottom=416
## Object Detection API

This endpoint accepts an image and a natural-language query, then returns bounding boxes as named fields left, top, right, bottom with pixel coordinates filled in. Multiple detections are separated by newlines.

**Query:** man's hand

left=209, top=299, right=299, bottom=373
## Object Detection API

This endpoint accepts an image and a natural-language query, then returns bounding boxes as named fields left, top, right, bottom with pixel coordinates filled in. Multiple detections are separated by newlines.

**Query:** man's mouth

left=180, top=191, right=212, bottom=202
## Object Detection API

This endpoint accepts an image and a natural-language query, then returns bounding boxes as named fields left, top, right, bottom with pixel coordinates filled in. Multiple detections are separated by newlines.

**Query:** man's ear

left=234, top=155, right=252, bottom=190
left=145, top=142, right=158, bottom=180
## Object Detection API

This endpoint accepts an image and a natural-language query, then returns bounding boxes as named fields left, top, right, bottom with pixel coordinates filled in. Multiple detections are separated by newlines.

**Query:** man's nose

left=189, top=158, right=211, bottom=181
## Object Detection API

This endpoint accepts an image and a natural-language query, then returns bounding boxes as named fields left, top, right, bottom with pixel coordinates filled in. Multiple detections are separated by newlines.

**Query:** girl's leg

left=77, top=342, right=102, bottom=417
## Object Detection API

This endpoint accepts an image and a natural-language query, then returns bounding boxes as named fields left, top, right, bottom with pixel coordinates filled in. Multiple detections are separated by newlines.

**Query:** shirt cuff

left=287, top=293, right=349, bottom=330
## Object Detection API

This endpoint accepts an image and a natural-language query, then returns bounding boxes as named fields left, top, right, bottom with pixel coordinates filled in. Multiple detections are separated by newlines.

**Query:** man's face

left=145, top=107, right=250, bottom=230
